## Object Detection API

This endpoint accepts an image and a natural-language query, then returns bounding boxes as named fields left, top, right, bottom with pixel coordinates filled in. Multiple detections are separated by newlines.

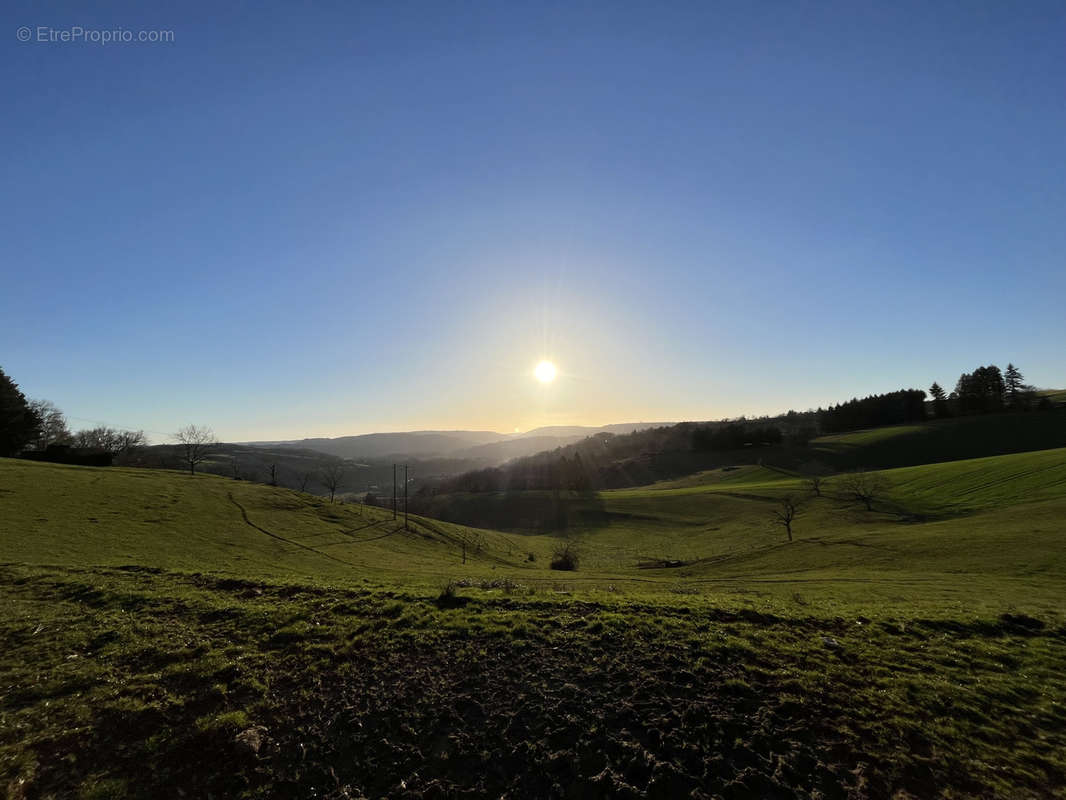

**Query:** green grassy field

left=2, top=453, right=1065, bottom=798
left=0, top=459, right=557, bottom=586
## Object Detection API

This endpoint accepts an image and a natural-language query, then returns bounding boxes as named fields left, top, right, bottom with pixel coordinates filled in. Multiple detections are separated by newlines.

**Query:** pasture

left=2, top=450, right=1065, bottom=798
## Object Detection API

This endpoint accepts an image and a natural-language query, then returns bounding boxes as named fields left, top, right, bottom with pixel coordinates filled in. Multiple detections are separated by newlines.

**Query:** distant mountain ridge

left=243, top=423, right=674, bottom=463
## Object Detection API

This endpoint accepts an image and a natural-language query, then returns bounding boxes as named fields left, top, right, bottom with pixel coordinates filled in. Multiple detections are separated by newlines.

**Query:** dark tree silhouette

left=955, top=366, right=1005, bottom=414
left=817, top=389, right=927, bottom=433
left=773, top=495, right=800, bottom=541
left=805, top=475, right=824, bottom=497
left=1003, top=364, right=1035, bottom=410
left=0, top=367, right=41, bottom=456
left=268, top=463, right=278, bottom=486
left=1004, top=363, right=1023, bottom=401
left=929, top=382, right=949, bottom=418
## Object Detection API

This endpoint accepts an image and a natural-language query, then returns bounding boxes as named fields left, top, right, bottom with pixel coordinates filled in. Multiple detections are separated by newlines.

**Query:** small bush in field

left=435, top=581, right=463, bottom=608
left=550, top=543, right=579, bottom=571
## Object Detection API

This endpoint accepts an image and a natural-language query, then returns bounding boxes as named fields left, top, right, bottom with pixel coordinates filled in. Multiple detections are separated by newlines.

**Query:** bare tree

left=174, top=425, right=217, bottom=475
left=840, top=469, right=889, bottom=511
left=72, top=427, right=115, bottom=451
left=73, top=426, right=146, bottom=457
left=268, top=463, right=278, bottom=486
left=805, top=475, right=824, bottom=497
left=28, top=399, right=71, bottom=449
left=230, top=457, right=242, bottom=480
left=320, top=463, right=345, bottom=503
left=298, top=471, right=312, bottom=492
left=114, top=429, right=147, bottom=458
left=773, top=495, right=800, bottom=542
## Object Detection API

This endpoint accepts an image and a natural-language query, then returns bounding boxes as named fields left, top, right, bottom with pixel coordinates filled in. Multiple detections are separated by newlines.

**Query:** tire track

left=227, top=492, right=363, bottom=569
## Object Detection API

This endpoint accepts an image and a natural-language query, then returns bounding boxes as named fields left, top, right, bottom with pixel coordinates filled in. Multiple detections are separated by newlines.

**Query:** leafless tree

left=174, top=425, right=217, bottom=475
left=805, top=475, right=824, bottom=497
left=114, top=429, right=147, bottom=457
left=320, top=463, right=345, bottom=503
left=840, top=469, right=889, bottom=511
left=73, top=426, right=146, bottom=457
left=268, top=463, right=278, bottom=486
left=28, top=399, right=71, bottom=449
left=72, top=427, right=115, bottom=451
left=230, top=457, right=242, bottom=480
left=298, top=471, right=312, bottom=492
left=773, top=495, right=800, bottom=542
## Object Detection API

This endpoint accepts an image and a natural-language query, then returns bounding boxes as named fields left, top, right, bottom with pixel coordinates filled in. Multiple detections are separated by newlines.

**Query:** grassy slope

left=0, top=459, right=554, bottom=586
left=5, top=451, right=1064, bottom=614
left=3, top=454, right=1066, bottom=798
left=396, top=449, right=1066, bottom=614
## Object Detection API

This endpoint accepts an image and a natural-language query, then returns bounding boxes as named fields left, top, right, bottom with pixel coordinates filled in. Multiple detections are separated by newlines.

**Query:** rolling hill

left=3, top=452, right=1065, bottom=798
left=3, top=444, right=1065, bottom=611
left=246, top=422, right=673, bottom=463
left=422, top=407, right=1066, bottom=499
left=0, top=459, right=543, bottom=586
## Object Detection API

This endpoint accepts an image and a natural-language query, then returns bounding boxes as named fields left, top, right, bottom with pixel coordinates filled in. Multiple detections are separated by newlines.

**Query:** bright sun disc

left=534, top=360, right=557, bottom=383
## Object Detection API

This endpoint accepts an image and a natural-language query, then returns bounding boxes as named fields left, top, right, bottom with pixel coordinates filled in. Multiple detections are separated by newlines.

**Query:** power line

left=66, top=415, right=173, bottom=438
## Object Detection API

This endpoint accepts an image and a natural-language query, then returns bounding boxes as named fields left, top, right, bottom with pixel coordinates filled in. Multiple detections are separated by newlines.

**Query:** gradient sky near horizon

left=3, top=1, right=1064, bottom=442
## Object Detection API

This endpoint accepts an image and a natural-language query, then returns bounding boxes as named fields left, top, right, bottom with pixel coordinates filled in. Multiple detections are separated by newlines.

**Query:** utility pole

left=404, top=463, right=409, bottom=531
left=392, top=463, right=397, bottom=520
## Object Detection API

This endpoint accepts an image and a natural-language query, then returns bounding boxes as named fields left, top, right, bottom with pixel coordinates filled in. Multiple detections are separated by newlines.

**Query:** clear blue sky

left=3, top=1, right=1063, bottom=441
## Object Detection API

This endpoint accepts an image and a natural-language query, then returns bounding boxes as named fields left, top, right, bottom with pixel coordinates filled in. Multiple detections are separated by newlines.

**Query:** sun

left=534, top=360, right=557, bottom=383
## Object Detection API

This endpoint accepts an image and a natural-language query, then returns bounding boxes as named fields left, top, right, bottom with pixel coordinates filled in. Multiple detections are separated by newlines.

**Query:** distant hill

left=419, top=407, right=1066, bottom=506
left=256, top=431, right=508, bottom=460
left=245, top=422, right=673, bottom=463
left=516, top=422, right=674, bottom=439
left=456, top=435, right=587, bottom=462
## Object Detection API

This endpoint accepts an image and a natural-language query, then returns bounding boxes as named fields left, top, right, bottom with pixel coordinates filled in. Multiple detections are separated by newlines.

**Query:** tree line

left=807, top=363, right=1046, bottom=434
left=0, top=365, right=200, bottom=470
left=0, top=367, right=145, bottom=460
left=929, top=363, right=1042, bottom=417
left=815, top=389, right=928, bottom=434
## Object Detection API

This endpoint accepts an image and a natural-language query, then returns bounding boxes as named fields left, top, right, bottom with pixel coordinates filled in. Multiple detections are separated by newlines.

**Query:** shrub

left=435, top=580, right=466, bottom=608
left=550, top=543, right=579, bottom=571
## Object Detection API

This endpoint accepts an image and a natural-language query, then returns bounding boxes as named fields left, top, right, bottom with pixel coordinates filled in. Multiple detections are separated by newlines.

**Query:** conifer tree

left=0, top=367, right=41, bottom=456
left=929, top=381, right=949, bottom=418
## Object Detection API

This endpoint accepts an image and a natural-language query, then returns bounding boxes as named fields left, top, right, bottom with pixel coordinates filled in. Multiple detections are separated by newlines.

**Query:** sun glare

left=534, top=360, right=557, bottom=383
